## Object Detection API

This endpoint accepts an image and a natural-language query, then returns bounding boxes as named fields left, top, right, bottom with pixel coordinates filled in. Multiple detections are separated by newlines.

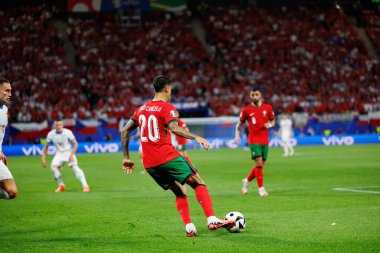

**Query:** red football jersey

left=131, top=100, right=180, bottom=168
left=239, top=103, right=275, bottom=145
left=175, top=119, right=188, bottom=145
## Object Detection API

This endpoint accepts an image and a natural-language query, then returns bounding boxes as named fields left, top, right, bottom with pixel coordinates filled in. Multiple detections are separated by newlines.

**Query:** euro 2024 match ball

left=224, top=211, right=246, bottom=233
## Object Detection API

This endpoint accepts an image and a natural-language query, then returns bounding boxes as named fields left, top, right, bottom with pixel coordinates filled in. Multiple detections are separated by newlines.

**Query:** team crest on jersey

left=263, top=110, right=267, bottom=116
left=170, top=110, right=176, bottom=117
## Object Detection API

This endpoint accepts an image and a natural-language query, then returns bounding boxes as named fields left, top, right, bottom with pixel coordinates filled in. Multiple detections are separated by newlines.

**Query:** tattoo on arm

left=121, top=120, right=138, bottom=159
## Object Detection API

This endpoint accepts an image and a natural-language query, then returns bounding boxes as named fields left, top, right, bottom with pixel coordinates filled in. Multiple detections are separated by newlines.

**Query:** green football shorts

left=249, top=144, right=269, bottom=161
left=146, top=155, right=197, bottom=190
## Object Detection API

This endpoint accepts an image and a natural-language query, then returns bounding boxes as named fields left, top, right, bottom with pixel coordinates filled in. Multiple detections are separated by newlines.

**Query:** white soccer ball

left=224, top=211, right=246, bottom=233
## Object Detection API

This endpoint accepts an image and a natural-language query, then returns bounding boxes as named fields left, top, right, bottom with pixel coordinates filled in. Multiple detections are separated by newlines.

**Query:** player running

left=0, top=78, right=18, bottom=200
left=121, top=75, right=235, bottom=237
left=41, top=121, right=90, bottom=192
left=235, top=87, right=275, bottom=197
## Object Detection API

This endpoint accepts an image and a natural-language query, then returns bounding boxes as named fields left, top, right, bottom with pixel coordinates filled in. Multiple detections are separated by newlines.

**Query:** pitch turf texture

left=1, top=145, right=379, bottom=253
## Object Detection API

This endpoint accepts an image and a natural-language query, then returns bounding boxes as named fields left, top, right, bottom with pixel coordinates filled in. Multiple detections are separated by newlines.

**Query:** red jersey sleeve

left=162, top=104, right=178, bottom=126
left=239, top=109, right=247, bottom=122
left=130, top=106, right=140, bottom=124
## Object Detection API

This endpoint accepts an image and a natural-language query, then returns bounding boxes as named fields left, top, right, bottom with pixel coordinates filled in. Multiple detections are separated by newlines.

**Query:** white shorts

left=52, top=151, right=78, bottom=168
left=0, top=160, right=13, bottom=181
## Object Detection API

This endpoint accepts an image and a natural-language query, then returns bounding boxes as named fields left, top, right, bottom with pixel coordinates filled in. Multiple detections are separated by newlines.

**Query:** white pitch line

left=332, top=186, right=380, bottom=194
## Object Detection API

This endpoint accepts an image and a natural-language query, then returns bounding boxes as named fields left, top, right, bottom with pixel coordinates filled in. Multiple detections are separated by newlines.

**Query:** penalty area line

left=332, top=186, right=380, bottom=194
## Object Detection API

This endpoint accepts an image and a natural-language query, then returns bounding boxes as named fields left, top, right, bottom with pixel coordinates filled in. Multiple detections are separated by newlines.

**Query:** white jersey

left=280, top=118, right=292, bottom=140
left=0, top=105, right=8, bottom=151
left=46, top=128, right=76, bottom=153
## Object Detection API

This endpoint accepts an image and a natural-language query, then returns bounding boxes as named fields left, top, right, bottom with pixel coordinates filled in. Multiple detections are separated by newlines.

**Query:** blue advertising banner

left=2, top=134, right=379, bottom=157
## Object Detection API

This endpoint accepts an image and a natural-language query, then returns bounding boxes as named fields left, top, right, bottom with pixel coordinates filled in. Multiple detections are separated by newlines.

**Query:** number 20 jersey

left=131, top=100, right=180, bottom=168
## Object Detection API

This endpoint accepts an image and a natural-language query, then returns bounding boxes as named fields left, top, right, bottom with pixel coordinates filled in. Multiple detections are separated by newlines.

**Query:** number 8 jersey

left=131, top=100, right=181, bottom=168
left=239, top=103, right=275, bottom=145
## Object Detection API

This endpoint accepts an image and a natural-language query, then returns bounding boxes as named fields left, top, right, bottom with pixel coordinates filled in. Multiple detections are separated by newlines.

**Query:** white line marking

left=332, top=186, right=380, bottom=194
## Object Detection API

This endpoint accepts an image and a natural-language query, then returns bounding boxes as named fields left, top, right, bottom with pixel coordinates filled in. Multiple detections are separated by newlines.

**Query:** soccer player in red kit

left=121, top=75, right=234, bottom=237
left=174, top=111, right=192, bottom=164
left=234, top=87, right=275, bottom=197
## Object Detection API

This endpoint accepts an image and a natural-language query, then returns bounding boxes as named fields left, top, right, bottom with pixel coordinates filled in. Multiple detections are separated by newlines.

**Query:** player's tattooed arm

left=121, top=119, right=138, bottom=159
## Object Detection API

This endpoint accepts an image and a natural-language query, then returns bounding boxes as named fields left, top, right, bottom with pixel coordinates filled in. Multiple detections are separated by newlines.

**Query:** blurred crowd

left=203, top=6, right=380, bottom=115
left=362, top=9, right=380, bottom=52
left=1, top=4, right=379, bottom=122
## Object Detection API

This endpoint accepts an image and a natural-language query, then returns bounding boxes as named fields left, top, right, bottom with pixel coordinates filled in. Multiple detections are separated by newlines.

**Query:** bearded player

left=234, top=87, right=275, bottom=197
left=121, top=75, right=234, bottom=237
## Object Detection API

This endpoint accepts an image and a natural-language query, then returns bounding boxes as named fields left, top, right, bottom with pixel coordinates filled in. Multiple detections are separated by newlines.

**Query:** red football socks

left=247, top=167, right=256, bottom=182
left=195, top=185, right=215, bottom=217
left=255, top=167, right=264, bottom=188
left=176, top=196, right=191, bottom=224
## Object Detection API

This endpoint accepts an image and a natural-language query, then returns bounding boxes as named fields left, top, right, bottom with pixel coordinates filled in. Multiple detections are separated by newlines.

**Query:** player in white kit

left=0, top=78, right=18, bottom=200
left=279, top=114, right=295, bottom=157
left=41, top=121, right=90, bottom=192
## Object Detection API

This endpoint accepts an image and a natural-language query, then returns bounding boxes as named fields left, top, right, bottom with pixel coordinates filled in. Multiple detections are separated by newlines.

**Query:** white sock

left=0, top=186, right=9, bottom=199
left=185, top=223, right=197, bottom=233
left=289, top=146, right=294, bottom=155
left=259, top=187, right=267, bottom=193
left=51, top=166, right=64, bottom=186
left=72, top=165, right=88, bottom=187
left=207, top=216, right=219, bottom=224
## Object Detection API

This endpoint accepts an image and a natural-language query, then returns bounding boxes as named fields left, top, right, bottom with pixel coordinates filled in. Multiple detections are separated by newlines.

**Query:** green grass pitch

left=1, top=145, right=380, bottom=253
